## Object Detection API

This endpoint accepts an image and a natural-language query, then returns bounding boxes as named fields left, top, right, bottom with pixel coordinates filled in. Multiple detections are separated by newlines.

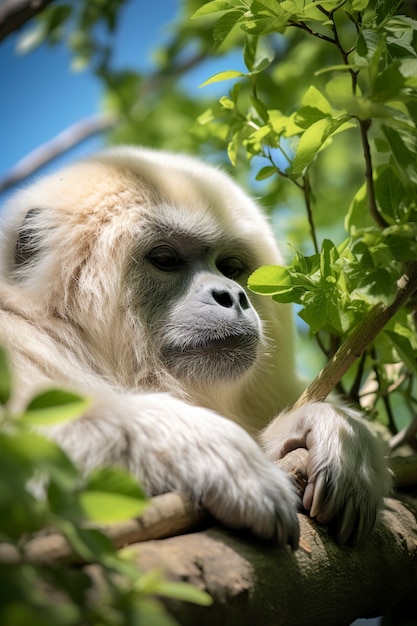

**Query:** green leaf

left=213, top=11, right=242, bottom=49
left=372, top=62, right=406, bottom=101
left=79, top=491, right=147, bottom=523
left=227, top=132, right=240, bottom=166
left=200, top=70, right=245, bottom=87
left=80, top=466, right=147, bottom=523
left=86, top=466, right=146, bottom=500
left=244, top=36, right=274, bottom=73
left=291, top=117, right=349, bottom=176
left=156, top=581, right=212, bottom=606
left=384, top=330, right=417, bottom=374
left=192, top=1, right=233, bottom=18
left=57, top=518, right=116, bottom=562
left=320, top=239, right=338, bottom=281
left=248, top=265, right=293, bottom=293
left=21, top=390, right=91, bottom=426
left=375, top=166, right=404, bottom=221
left=255, top=165, right=277, bottom=180
left=299, top=290, right=329, bottom=334
left=135, top=570, right=213, bottom=606
left=381, top=125, right=417, bottom=185
left=301, top=85, right=332, bottom=115
left=0, top=347, right=12, bottom=405
left=249, top=265, right=310, bottom=303
left=345, top=182, right=370, bottom=233
left=352, top=0, right=369, bottom=9
left=356, top=29, right=382, bottom=60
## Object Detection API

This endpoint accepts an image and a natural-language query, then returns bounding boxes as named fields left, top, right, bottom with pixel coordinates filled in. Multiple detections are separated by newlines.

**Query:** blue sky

left=0, top=1, right=244, bottom=200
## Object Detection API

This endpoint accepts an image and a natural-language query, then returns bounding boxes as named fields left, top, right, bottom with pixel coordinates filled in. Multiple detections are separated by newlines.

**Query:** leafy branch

left=195, top=0, right=417, bottom=442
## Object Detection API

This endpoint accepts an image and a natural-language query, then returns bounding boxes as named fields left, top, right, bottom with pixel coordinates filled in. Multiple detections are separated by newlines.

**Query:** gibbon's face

left=3, top=148, right=283, bottom=387
left=131, top=211, right=262, bottom=382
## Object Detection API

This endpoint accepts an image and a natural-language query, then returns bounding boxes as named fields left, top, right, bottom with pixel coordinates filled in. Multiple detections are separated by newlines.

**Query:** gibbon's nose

left=212, top=287, right=250, bottom=311
left=197, top=279, right=251, bottom=313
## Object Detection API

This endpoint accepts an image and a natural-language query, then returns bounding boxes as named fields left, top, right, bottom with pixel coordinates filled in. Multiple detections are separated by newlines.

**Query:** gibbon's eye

left=217, top=256, right=245, bottom=280
left=147, top=245, right=183, bottom=272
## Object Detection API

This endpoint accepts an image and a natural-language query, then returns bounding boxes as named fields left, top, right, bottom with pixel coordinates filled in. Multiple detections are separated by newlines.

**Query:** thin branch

left=358, top=118, right=388, bottom=228
left=288, top=20, right=335, bottom=45
left=0, top=113, right=118, bottom=194
left=0, top=0, right=54, bottom=42
left=303, top=173, right=319, bottom=254
left=389, top=415, right=417, bottom=451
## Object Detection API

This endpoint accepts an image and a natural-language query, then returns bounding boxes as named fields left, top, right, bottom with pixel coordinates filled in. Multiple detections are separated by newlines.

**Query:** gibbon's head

left=0, top=147, right=295, bottom=419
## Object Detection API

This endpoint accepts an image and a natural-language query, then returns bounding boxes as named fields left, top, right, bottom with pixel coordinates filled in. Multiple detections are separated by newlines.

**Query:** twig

left=389, top=415, right=417, bottom=452
left=358, top=119, right=388, bottom=228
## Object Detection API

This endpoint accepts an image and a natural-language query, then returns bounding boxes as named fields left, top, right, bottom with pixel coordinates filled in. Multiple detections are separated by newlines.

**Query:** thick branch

left=0, top=0, right=54, bottom=42
left=1, top=449, right=416, bottom=624
left=89, top=493, right=417, bottom=626
left=294, top=262, right=417, bottom=408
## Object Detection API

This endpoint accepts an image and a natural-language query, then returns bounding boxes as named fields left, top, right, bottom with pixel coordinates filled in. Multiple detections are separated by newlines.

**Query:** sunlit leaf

left=200, top=70, right=245, bottom=87
left=21, top=390, right=91, bottom=426
left=135, top=569, right=212, bottom=606
left=152, top=581, right=212, bottom=606
left=79, top=491, right=147, bottom=523
left=213, top=11, right=242, bottom=49
left=384, top=331, right=417, bottom=374
left=192, top=1, right=234, bottom=18
left=291, top=117, right=349, bottom=176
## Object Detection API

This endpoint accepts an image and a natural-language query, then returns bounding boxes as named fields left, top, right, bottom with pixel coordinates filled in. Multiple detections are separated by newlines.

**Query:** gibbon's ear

left=14, top=208, right=42, bottom=270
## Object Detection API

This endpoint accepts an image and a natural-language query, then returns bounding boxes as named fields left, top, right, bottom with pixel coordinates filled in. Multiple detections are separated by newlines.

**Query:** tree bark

left=1, top=450, right=416, bottom=624
left=89, top=492, right=417, bottom=626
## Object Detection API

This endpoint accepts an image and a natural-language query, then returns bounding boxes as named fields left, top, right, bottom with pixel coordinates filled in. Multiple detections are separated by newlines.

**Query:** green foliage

left=192, top=0, right=417, bottom=426
left=16, top=0, right=129, bottom=71
left=0, top=355, right=211, bottom=625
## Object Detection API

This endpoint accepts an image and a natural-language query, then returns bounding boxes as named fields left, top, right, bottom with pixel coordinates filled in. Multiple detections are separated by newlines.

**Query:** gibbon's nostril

left=239, top=291, right=250, bottom=310
left=213, top=289, right=234, bottom=308
left=212, top=288, right=250, bottom=311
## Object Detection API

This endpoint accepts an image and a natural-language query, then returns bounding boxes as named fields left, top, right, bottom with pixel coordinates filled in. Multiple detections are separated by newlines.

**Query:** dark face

left=129, top=220, right=262, bottom=383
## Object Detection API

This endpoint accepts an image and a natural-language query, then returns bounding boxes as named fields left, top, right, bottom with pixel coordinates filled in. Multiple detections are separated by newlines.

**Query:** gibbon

left=0, top=147, right=391, bottom=548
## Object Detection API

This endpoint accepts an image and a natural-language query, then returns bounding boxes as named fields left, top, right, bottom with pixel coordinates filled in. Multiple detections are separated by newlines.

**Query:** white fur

left=0, top=147, right=391, bottom=546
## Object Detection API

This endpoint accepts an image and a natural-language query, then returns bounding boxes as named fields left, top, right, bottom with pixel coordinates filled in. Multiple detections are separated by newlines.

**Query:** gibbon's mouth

left=164, top=331, right=260, bottom=356
left=161, top=331, right=260, bottom=379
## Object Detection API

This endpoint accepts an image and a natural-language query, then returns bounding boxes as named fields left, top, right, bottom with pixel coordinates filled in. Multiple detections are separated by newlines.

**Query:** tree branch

left=89, top=491, right=417, bottom=626
left=1, top=449, right=416, bottom=624
left=0, top=0, right=54, bottom=42
left=0, top=113, right=118, bottom=194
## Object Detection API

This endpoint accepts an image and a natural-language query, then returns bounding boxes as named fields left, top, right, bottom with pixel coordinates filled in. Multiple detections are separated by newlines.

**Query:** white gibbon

left=0, top=147, right=391, bottom=548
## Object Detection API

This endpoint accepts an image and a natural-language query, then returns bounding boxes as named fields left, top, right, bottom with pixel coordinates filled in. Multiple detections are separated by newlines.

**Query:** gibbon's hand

left=50, top=394, right=300, bottom=549
left=260, top=402, right=392, bottom=546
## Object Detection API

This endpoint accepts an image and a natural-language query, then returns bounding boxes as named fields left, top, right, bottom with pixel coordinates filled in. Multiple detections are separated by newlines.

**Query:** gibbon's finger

left=305, top=472, right=328, bottom=519
left=335, top=502, right=377, bottom=547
